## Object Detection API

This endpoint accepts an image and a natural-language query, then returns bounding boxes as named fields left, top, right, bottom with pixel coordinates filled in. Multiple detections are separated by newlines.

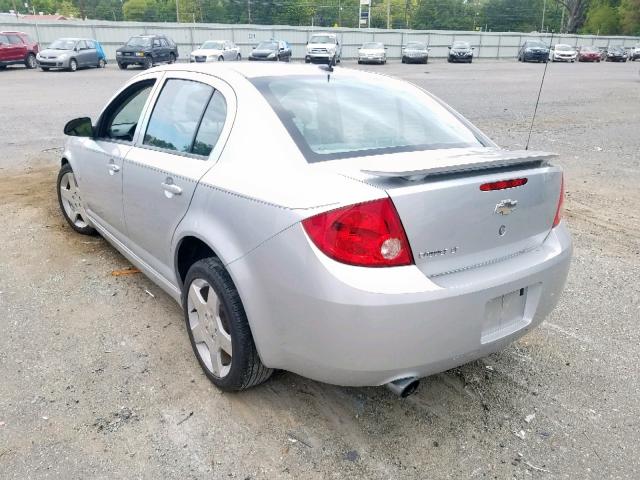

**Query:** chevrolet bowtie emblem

left=495, top=199, right=518, bottom=215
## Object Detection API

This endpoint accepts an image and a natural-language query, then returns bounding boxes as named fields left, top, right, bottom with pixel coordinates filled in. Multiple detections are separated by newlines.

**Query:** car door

left=76, top=74, right=161, bottom=237
left=7, top=34, right=26, bottom=62
left=152, top=38, right=163, bottom=62
left=83, top=39, right=99, bottom=66
left=76, top=40, right=89, bottom=67
left=122, top=72, right=234, bottom=283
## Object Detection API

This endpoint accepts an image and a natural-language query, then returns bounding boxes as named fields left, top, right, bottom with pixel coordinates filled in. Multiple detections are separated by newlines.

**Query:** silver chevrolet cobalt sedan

left=58, top=63, right=571, bottom=396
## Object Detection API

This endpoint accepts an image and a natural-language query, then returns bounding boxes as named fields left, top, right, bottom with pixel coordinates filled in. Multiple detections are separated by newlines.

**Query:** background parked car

left=401, top=41, right=430, bottom=64
left=117, top=34, right=178, bottom=69
left=549, top=44, right=577, bottom=62
left=357, top=42, right=387, bottom=64
left=605, top=46, right=627, bottom=62
left=448, top=41, right=474, bottom=63
left=249, top=40, right=292, bottom=62
left=305, top=32, right=341, bottom=65
left=0, top=31, right=38, bottom=70
left=577, top=45, right=601, bottom=62
left=518, top=41, right=550, bottom=63
left=36, top=38, right=105, bottom=72
left=190, top=40, right=240, bottom=63
left=597, top=47, right=608, bottom=61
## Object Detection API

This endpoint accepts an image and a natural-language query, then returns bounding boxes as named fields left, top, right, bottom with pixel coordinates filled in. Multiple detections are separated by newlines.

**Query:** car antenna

left=525, top=30, right=554, bottom=150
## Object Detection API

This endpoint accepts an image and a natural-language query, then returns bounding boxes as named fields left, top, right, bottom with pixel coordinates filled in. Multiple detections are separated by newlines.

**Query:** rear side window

left=252, top=75, right=483, bottom=163
left=192, top=91, right=227, bottom=156
left=0, top=35, right=8, bottom=44
left=86, top=40, right=95, bottom=48
left=7, top=35, right=23, bottom=44
left=144, top=79, right=214, bottom=154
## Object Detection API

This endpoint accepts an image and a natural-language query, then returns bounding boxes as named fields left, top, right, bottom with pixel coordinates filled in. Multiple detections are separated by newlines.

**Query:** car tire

left=237, top=54, right=241, bottom=61
left=183, top=258, right=273, bottom=392
left=98, top=58, right=106, bottom=68
left=68, top=58, right=77, bottom=72
left=401, top=56, right=406, bottom=64
left=118, top=62, right=127, bottom=69
left=218, top=56, right=224, bottom=62
left=41, top=67, right=49, bottom=71
left=357, top=60, right=362, bottom=64
left=25, top=53, right=37, bottom=69
left=169, top=53, right=176, bottom=64
left=143, top=56, right=153, bottom=69
left=57, top=163, right=96, bottom=236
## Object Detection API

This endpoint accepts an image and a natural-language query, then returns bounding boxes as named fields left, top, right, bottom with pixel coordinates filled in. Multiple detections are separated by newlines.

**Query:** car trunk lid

left=319, top=147, right=562, bottom=277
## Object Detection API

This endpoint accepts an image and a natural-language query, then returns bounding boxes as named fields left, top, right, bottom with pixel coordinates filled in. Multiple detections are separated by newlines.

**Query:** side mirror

left=448, top=46, right=452, bottom=49
left=64, top=117, right=93, bottom=137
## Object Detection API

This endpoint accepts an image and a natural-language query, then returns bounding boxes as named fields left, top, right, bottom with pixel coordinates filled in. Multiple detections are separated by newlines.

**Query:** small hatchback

left=36, top=38, right=105, bottom=71
left=57, top=64, right=571, bottom=395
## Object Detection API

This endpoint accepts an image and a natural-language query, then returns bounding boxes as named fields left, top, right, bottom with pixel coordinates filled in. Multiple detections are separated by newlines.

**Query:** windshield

left=527, top=41, right=546, bottom=48
left=362, top=42, right=384, bottom=49
left=406, top=42, right=426, bottom=49
left=452, top=42, right=470, bottom=49
left=309, top=35, right=335, bottom=44
left=201, top=41, right=225, bottom=50
left=256, top=41, right=278, bottom=50
left=556, top=44, right=572, bottom=51
left=252, top=75, right=483, bottom=163
left=127, top=37, right=151, bottom=47
left=582, top=46, right=598, bottom=52
left=49, top=39, right=76, bottom=50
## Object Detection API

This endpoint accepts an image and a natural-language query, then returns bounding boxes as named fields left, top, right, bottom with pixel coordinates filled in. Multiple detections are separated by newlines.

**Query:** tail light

left=553, top=174, right=564, bottom=227
left=302, top=198, right=413, bottom=267
left=480, top=178, right=528, bottom=191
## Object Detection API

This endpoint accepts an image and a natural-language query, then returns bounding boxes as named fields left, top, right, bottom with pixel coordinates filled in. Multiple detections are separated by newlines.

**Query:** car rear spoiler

left=360, top=148, right=557, bottom=179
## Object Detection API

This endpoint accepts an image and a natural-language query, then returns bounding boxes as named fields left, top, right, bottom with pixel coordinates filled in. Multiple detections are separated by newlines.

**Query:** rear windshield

left=556, top=44, right=572, bottom=51
left=252, top=75, right=483, bottom=163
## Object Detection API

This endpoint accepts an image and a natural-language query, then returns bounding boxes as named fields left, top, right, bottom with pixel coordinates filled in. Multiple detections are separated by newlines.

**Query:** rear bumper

left=229, top=222, right=572, bottom=386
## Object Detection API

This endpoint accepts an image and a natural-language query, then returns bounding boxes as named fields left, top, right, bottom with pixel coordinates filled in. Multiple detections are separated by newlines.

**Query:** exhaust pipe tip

left=386, top=377, right=420, bottom=397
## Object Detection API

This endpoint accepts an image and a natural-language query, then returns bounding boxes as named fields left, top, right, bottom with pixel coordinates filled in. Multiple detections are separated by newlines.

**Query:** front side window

left=252, top=75, right=483, bottom=163
left=144, top=79, right=213, bottom=154
left=127, top=37, right=151, bottom=48
left=101, top=81, right=154, bottom=142
left=0, top=34, right=8, bottom=44
left=8, top=35, right=23, bottom=45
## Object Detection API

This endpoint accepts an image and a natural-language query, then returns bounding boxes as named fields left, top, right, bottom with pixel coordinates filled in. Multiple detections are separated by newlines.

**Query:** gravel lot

left=1, top=59, right=639, bottom=479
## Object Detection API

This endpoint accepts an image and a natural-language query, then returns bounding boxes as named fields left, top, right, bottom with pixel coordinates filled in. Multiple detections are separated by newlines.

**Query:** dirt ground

left=0, top=59, right=639, bottom=479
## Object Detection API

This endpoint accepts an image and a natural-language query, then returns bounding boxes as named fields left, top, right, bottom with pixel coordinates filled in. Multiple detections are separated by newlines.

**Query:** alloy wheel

left=59, top=172, right=89, bottom=229
left=187, top=278, right=233, bottom=378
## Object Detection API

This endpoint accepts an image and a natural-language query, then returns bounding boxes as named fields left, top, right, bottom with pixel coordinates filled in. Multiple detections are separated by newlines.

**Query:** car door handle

left=161, top=182, right=182, bottom=195
left=108, top=163, right=120, bottom=174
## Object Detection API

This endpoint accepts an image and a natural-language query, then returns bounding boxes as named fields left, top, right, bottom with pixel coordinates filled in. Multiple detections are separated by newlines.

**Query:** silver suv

left=305, top=33, right=341, bottom=65
left=58, top=63, right=571, bottom=395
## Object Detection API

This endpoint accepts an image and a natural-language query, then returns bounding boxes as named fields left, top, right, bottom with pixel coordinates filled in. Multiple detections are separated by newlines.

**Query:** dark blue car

left=518, top=41, right=550, bottom=63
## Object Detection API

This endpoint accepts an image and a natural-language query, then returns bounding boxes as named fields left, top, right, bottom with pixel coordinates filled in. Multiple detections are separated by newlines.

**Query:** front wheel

left=169, top=53, right=176, bottom=64
left=218, top=56, right=224, bottom=62
left=68, top=58, right=77, bottom=72
left=57, top=163, right=96, bottom=235
left=118, top=62, right=127, bottom=69
left=236, top=53, right=241, bottom=61
left=97, top=58, right=106, bottom=68
left=183, top=258, right=273, bottom=391
left=25, top=53, right=37, bottom=69
left=40, top=67, right=50, bottom=72
left=142, top=56, right=153, bottom=69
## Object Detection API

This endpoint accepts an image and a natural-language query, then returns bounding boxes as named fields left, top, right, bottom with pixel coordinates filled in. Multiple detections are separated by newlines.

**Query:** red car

left=0, top=31, right=39, bottom=70
left=577, top=46, right=601, bottom=62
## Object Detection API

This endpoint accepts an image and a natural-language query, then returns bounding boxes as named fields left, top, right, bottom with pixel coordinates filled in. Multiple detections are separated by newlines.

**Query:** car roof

left=149, top=62, right=394, bottom=82
left=0, top=31, right=27, bottom=34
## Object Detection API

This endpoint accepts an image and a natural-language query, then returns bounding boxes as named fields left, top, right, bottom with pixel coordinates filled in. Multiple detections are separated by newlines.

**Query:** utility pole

left=248, top=0, right=251, bottom=24
left=175, top=0, right=179, bottom=22
left=338, top=0, right=341, bottom=27
left=387, top=0, right=391, bottom=29
left=541, top=0, right=547, bottom=32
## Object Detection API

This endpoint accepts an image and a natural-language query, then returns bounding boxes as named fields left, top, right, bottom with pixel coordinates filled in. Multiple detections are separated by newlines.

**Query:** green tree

left=57, top=0, right=80, bottom=17
left=619, top=0, right=640, bottom=34
left=122, top=0, right=158, bottom=21
left=583, top=1, right=621, bottom=34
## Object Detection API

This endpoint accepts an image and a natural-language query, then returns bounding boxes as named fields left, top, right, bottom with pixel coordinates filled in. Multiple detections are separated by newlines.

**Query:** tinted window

left=362, top=42, right=383, bottom=49
left=103, top=82, right=154, bottom=141
left=253, top=75, right=482, bottom=163
left=0, top=35, right=9, bottom=44
left=85, top=40, right=95, bottom=48
left=153, top=39, right=161, bottom=47
left=7, top=35, right=22, bottom=45
left=192, top=91, right=227, bottom=157
left=144, top=79, right=213, bottom=154
left=127, top=37, right=151, bottom=47
left=77, top=40, right=87, bottom=49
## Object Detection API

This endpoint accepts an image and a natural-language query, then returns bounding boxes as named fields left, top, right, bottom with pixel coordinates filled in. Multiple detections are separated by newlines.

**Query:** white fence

left=2, top=18, right=639, bottom=61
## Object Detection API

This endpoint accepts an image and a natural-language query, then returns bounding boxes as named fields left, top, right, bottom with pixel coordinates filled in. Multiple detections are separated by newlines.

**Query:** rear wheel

left=98, top=58, right=106, bottom=68
left=68, top=58, right=77, bottom=72
left=236, top=53, right=241, bottom=61
left=183, top=258, right=273, bottom=391
left=401, top=56, right=406, bottom=63
left=57, top=163, right=95, bottom=235
left=25, top=53, right=36, bottom=69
